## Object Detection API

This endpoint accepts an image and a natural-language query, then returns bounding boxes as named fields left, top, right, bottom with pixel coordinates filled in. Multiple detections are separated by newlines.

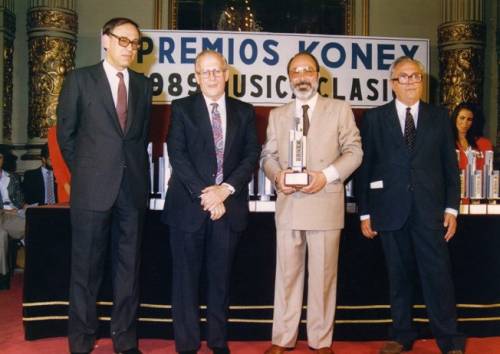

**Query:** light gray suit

left=261, top=95, right=362, bottom=348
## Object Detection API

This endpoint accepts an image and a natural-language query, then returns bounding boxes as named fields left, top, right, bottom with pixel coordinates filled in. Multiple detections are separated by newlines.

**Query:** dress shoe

left=446, top=351, right=464, bottom=354
left=118, top=348, right=142, bottom=354
left=212, top=347, right=230, bottom=354
left=264, top=344, right=289, bottom=354
left=379, top=341, right=408, bottom=354
left=313, top=347, right=334, bottom=354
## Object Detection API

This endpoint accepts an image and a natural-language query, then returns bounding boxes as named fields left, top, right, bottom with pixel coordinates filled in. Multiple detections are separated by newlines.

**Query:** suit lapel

left=385, top=101, right=406, bottom=148
left=413, top=101, right=431, bottom=155
left=125, top=70, right=139, bottom=135
left=91, top=63, right=124, bottom=136
left=194, top=94, right=217, bottom=161
left=224, top=98, right=239, bottom=157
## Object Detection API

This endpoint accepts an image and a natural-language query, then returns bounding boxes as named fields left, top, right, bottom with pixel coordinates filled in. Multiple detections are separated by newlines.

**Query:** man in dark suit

left=22, top=143, right=56, bottom=205
left=162, top=50, right=260, bottom=354
left=356, top=56, right=465, bottom=354
left=57, top=17, right=151, bottom=354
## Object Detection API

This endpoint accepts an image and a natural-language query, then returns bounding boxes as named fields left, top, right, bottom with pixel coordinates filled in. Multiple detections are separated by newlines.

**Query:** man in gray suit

left=57, top=17, right=151, bottom=354
left=261, top=52, right=362, bottom=354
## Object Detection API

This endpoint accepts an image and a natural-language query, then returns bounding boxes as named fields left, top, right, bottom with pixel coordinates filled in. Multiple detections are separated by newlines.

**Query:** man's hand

left=276, top=169, right=297, bottom=195
left=200, top=185, right=231, bottom=212
left=443, top=212, right=457, bottom=242
left=300, top=170, right=327, bottom=194
left=361, top=219, right=378, bottom=239
left=209, top=203, right=226, bottom=221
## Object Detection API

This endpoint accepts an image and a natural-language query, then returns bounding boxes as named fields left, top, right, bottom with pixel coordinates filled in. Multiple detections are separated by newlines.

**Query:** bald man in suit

left=261, top=52, right=362, bottom=354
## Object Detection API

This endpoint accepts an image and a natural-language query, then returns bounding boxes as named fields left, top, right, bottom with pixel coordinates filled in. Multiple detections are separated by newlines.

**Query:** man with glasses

left=356, top=56, right=465, bottom=354
left=261, top=51, right=362, bottom=354
left=57, top=17, right=151, bottom=354
left=161, top=50, right=260, bottom=354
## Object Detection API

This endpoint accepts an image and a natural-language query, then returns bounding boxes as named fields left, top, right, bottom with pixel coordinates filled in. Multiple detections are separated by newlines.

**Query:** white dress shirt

left=102, top=59, right=129, bottom=107
left=0, top=170, right=14, bottom=210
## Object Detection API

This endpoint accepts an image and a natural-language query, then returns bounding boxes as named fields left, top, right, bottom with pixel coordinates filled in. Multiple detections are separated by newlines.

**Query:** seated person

left=452, top=102, right=494, bottom=170
left=22, top=143, right=57, bottom=205
left=47, top=126, right=71, bottom=203
left=0, top=146, right=25, bottom=288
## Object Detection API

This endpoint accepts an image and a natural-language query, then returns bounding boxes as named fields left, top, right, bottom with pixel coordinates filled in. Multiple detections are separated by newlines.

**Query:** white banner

left=126, top=30, right=429, bottom=108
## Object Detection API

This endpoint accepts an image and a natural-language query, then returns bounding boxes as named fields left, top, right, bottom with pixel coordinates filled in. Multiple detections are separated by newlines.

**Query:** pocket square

left=370, top=180, right=384, bottom=189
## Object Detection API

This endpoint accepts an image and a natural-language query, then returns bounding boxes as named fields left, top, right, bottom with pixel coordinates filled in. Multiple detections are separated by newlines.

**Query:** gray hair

left=194, top=49, right=228, bottom=70
left=389, top=56, right=425, bottom=78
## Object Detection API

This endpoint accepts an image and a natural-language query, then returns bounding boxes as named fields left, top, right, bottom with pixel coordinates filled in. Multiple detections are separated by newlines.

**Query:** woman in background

left=451, top=102, right=493, bottom=170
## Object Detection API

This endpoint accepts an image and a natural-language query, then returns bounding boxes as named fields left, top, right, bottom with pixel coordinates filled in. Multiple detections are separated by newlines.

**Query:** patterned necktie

left=211, top=103, right=224, bottom=184
left=302, top=104, right=310, bottom=136
left=404, top=107, right=416, bottom=151
left=46, top=170, right=55, bottom=204
left=116, top=72, right=128, bottom=132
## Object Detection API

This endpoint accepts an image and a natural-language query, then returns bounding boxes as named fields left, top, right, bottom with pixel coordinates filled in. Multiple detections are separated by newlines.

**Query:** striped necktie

left=210, top=103, right=224, bottom=184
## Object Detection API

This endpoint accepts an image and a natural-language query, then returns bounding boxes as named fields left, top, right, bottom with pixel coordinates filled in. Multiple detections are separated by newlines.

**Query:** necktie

left=46, top=171, right=55, bottom=204
left=302, top=104, right=310, bottom=136
left=211, top=103, right=224, bottom=184
left=404, top=107, right=416, bottom=151
left=116, top=72, right=128, bottom=132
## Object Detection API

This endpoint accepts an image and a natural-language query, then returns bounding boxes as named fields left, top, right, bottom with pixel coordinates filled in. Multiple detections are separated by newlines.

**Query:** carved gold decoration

left=27, top=6, right=77, bottom=140
left=438, top=21, right=485, bottom=44
left=438, top=21, right=485, bottom=112
left=27, top=8, right=77, bottom=34
left=3, top=38, right=14, bottom=141
left=28, top=36, right=76, bottom=139
left=439, top=48, right=483, bottom=110
left=2, top=8, right=15, bottom=142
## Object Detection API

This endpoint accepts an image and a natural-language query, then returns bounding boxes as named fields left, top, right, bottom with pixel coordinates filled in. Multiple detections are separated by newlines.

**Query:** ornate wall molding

left=438, top=21, right=485, bottom=111
left=0, top=7, right=15, bottom=143
left=27, top=6, right=77, bottom=142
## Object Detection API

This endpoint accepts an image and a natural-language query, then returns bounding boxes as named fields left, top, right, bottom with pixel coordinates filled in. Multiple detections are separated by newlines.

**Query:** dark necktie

left=116, top=72, right=128, bottom=132
left=211, top=103, right=224, bottom=184
left=404, top=107, right=416, bottom=151
left=302, top=104, right=310, bottom=136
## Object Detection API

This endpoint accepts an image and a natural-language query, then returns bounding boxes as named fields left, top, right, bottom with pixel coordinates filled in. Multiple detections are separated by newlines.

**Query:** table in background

left=23, top=207, right=500, bottom=340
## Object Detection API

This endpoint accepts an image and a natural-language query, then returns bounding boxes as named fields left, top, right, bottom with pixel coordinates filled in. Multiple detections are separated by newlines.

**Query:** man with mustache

left=261, top=52, right=363, bottom=354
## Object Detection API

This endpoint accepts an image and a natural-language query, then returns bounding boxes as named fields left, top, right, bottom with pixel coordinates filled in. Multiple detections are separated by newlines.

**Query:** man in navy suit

left=356, top=56, right=465, bottom=354
left=162, top=50, right=260, bottom=354
left=57, top=17, right=151, bottom=354
left=22, top=143, right=57, bottom=205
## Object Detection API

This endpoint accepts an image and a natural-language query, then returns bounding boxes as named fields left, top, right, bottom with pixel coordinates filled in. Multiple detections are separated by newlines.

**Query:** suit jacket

left=162, top=93, right=260, bottom=233
left=261, top=95, right=363, bottom=230
left=356, top=100, right=460, bottom=231
left=56, top=62, right=152, bottom=211
left=22, top=167, right=56, bottom=205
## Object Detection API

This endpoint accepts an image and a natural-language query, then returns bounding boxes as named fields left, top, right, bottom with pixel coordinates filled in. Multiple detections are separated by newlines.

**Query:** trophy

left=284, top=117, right=309, bottom=187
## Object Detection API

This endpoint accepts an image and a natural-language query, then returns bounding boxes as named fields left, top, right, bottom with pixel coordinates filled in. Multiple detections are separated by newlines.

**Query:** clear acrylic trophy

left=284, top=117, right=309, bottom=187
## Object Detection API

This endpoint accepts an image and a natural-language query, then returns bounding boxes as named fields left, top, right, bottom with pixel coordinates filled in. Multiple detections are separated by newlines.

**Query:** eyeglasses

left=391, top=73, right=423, bottom=84
left=289, top=66, right=318, bottom=77
left=108, top=32, right=140, bottom=50
left=196, top=68, right=226, bottom=79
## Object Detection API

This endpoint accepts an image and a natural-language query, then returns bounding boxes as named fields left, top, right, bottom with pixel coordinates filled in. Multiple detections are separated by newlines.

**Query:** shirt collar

left=103, top=59, right=129, bottom=80
left=395, top=99, right=419, bottom=113
left=203, top=93, right=226, bottom=111
left=296, top=92, right=319, bottom=111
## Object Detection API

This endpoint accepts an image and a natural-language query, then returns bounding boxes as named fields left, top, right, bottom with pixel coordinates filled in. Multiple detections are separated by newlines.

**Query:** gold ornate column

left=27, top=0, right=77, bottom=144
left=438, top=0, right=485, bottom=111
left=0, top=1, right=15, bottom=143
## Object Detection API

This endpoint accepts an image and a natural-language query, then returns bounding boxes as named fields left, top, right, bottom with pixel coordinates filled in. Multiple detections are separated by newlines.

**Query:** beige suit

left=261, top=95, right=362, bottom=348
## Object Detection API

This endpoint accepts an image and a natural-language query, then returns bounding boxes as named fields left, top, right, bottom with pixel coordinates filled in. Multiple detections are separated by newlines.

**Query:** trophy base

left=469, top=201, right=487, bottom=215
left=487, top=202, right=500, bottom=214
left=284, top=171, right=309, bottom=187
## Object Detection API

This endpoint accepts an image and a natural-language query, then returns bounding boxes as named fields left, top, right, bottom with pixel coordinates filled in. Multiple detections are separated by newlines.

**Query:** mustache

left=293, top=81, right=313, bottom=90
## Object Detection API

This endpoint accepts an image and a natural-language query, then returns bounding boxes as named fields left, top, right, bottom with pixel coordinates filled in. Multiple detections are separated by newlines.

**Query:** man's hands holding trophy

left=276, top=116, right=327, bottom=194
